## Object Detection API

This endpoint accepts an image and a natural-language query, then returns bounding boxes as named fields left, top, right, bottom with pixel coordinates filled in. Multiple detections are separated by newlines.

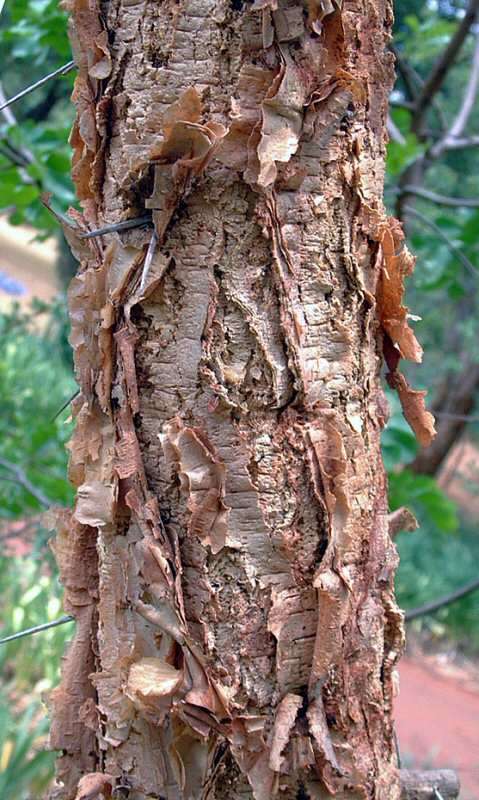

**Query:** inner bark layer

left=48, top=1, right=429, bottom=798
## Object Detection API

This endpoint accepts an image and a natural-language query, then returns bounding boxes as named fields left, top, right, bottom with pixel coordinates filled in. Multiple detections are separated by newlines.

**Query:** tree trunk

left=48, top=1, right=411, bottom=798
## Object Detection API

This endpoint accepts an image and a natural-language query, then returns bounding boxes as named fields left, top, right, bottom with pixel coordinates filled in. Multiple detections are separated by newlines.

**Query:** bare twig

left=390, top=44, right=421, bottom=102
left=0, top=457, right=50, bottom=508
left=387, top=115, right=406, bottom=145
left=442, top=133, right=479, bottom=149
left=403, top=205, right=479, bottom=279
left=403, top=185, right=479, bottom=208
left=434, top=410, right=479, bottom=422
left=0, top=60, right=75, bottom=113
left=405, top=576, right=479, bottom=621
left=391, top=44, right=448, bottom=130
left=432, top=33, right=479, bottom=157
left=412, top=0, right=479, bottom=134
left=447, top=32, right=479, bottom=140
left=0, top=615, right=74, bottom=645
left=80, top=214, right=152, bottom=239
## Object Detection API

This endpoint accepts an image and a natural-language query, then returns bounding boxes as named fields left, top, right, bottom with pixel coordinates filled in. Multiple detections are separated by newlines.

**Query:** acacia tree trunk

left=48, top=2, right=431, bottom=798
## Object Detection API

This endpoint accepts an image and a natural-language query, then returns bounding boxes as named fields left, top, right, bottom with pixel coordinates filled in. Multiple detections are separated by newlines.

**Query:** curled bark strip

left=366, top=214, right=437, bottom=446
left=74, top=773, right=114, bottom=800
left=387, top=371, right=436, bottom=448
left=269, top=693, right=302, bottom=772
left=159, top=419, right=230, bottom=554
left=306, top=1, right=343, bottom=33
left=377, top=219, right=422, bottom=364
left=388, top=506, right=418, bottom=538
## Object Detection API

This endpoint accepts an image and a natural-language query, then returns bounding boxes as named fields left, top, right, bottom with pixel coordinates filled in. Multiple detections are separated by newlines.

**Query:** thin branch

left=390, top=44, right=421, bottom=102
left=0, top=60, right=75, bottom=113
left=405, top=576, right=479, bottom=621
left=80, top=214, right=152, bottom=239
left=434, top=410, right=479, bottom=422
left=441, top=133, right=479, bottom=149
left=387, top=115, right=406, bottom=145
left=412, top=0, right=479, bottom=134
left=403, top=205, right=479, bottom=279
left=391, top=45, right=448, bottom=130
left=402, top=184, right=479, bottom=208
left=0, top=81, right=36, bottom=195
left=0, top=457, right=50, bottom=508
left=0, top=615, right=74, bottom=645
left=389, top=98, right=415, bottom=111
left=432, top=32, right=479, bottom=157
left=448, top=32, right=479, bottom=139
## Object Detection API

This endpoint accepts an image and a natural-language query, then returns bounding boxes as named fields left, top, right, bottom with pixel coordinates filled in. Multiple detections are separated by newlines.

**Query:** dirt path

left=396, top=657, right=479, bottom=799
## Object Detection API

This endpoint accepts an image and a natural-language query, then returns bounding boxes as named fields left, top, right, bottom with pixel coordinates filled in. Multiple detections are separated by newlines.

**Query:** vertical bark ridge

left=48, top=1, right=426, bottom=798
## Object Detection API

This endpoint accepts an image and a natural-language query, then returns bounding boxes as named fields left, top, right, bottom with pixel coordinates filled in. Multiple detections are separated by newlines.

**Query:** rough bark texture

left=48, top=2, right=431, bottom=799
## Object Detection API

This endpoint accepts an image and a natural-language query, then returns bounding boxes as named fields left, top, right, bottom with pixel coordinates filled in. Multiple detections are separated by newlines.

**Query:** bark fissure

left=49, top=1, right=430, bottom=798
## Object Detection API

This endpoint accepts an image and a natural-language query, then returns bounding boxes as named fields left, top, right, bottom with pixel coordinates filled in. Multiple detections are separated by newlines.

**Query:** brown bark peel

left=49, top=1, right=420, bottom=798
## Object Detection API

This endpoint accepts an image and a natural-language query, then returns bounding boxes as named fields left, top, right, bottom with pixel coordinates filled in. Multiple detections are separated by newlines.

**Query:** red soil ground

left=396, top=656, right=479, bottom=799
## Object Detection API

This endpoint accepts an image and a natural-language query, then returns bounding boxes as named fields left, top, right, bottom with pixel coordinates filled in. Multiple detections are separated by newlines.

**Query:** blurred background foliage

left=0, top=0, right=479, bottom=795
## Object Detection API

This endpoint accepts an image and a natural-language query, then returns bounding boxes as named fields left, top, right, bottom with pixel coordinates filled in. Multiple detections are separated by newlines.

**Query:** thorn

left=0, top=61, right=76, bottom=112
left=139, top=229, right=158, bottom=293
left=0, top=615, right=75, bottom=645
left=80, top=215, right=152, bottom=239
left=51, top=389, right=80, bottom=422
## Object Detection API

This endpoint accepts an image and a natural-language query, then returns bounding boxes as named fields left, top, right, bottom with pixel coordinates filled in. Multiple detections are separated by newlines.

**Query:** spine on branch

left=47, top=1, right=432, bottom=798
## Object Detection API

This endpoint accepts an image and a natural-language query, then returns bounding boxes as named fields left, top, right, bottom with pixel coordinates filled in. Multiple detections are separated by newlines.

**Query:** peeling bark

left=48, top=1, right=428, bottom=798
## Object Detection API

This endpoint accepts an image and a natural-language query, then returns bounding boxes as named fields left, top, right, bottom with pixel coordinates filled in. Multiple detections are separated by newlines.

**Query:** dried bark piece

left=74, top=480, right=116, bottom=528
left=257, top=47, right=309, bottom=187
left=377, top=219, right=423, bottom=364
left=388, top=506, right=418, bottom=538
left=48, top=512, right=98, bottom=798
left=124, top=657, right=183, bottom=723
left=146, top=87, right=226, bottom=241
left=74, top=773, right=114, bottom=800
left=269, top=693, right=302, bottom=772
left=306, top=1, right=343, bottom=34
left=160, top=419, right=230, bottom=554
left=387, top=370, right=436, bottom=448
left=307, top=695, right=340, bottom=774
left=216, top=64, right=275, bottom=173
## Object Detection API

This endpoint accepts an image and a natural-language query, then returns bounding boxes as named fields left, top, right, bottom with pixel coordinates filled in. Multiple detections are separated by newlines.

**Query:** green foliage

left=0, top=301, right=75, bottom=518
left=0, top=0, right=75, bottom=236
left=0, top=0, right=71, bottom=63
left=0, top=303, right=75, bottom=796
left=0, top=554, right=71, bottom=798
left=396, top=515, right=479, bottom=652
left=389, top=469, right=458, bottom=534
left=383, top=395, right=478, bottom=651
left=0, top=700, right=54, bottom=799
left=382, top=390, right=458, bottom=534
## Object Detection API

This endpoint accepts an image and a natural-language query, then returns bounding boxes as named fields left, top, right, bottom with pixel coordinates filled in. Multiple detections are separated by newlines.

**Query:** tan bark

left=48, top=1, right=428, bottom=798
